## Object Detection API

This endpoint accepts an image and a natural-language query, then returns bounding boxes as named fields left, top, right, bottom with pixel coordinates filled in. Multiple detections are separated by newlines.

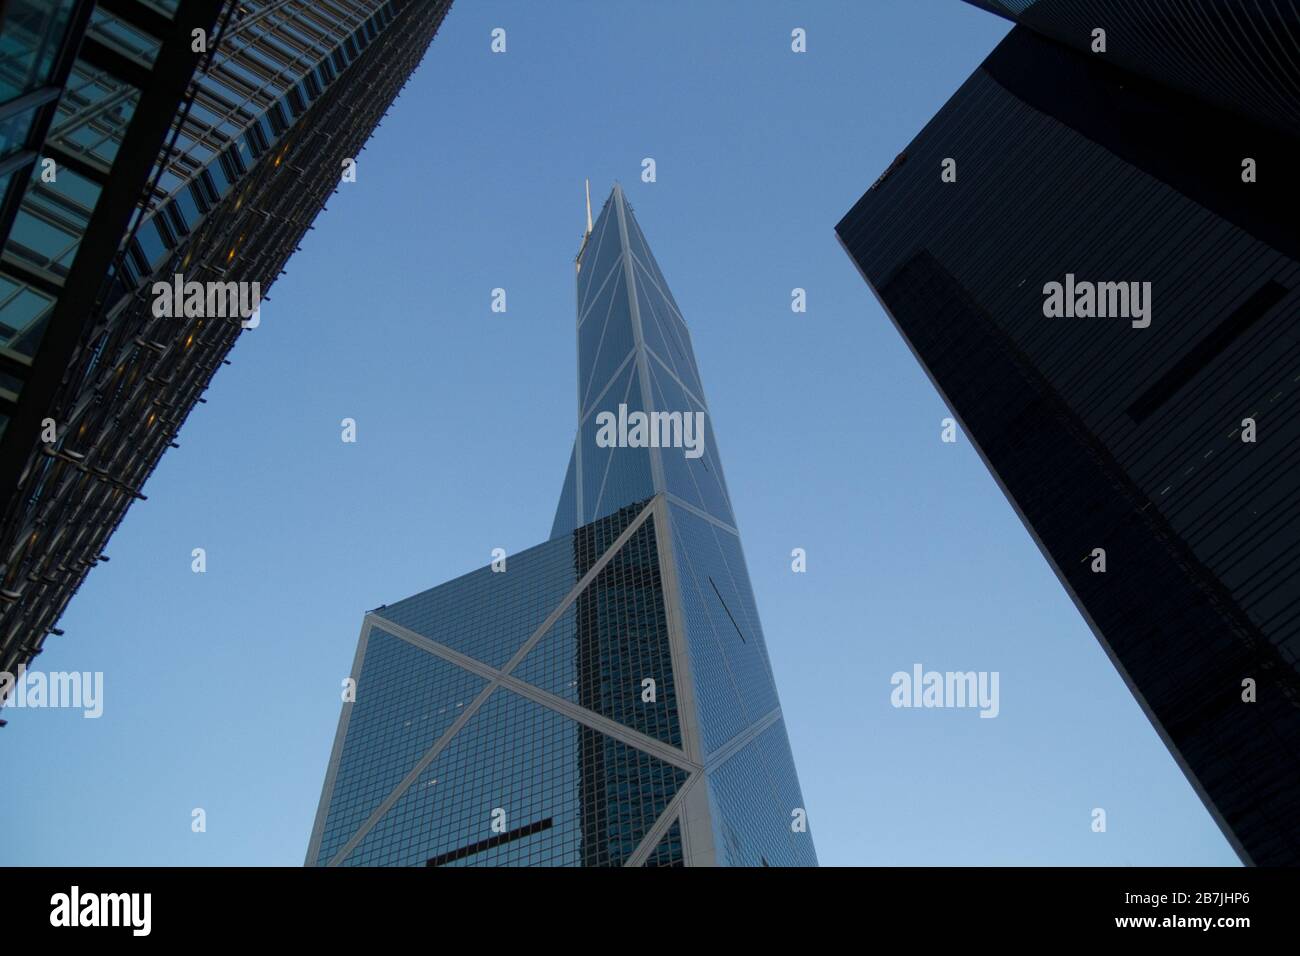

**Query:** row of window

left=119, top=1, right=398, bottom=286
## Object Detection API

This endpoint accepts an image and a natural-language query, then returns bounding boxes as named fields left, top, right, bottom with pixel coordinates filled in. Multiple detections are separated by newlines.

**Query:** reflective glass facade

left=0, top=0, right=86, bottom=413
left=310, top=187, right=817, bottom=866
left=838, top=18, right=1300, bottom=865
left=0, top=1, right=453, bottom=688
left=962, top=0, right=1300, bottom=142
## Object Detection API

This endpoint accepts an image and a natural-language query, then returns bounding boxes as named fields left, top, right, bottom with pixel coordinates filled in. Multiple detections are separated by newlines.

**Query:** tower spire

left=576, top=179, right=596, bottom=272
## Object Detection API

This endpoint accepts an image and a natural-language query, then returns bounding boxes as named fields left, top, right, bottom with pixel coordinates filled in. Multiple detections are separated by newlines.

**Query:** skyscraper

left=837, top=4, right=1300, bottom=864
left=962, top=0, right=1300, bottom=142
left=0, top=0, right=453, bottom=691
left=307, top=185, right=817, bottom=867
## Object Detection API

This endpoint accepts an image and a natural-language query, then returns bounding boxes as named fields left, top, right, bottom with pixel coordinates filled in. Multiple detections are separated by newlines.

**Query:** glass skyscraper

left=0, top=1, right=453, bottom=692
left=838, top=3, right=1300, bottom=865
left=963, top=0, right=1299, bottom=142
left=308, top=185, right=817, bottom=867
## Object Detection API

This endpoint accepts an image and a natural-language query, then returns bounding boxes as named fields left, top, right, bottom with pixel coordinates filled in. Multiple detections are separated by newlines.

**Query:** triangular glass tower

left=306, top=185, right=817, bottom=867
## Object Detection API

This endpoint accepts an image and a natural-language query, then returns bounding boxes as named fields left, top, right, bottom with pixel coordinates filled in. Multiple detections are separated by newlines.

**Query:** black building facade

left=838, top=9, right=1300, bottom=864
left=965, top=0, right=1300, bottom=142
left=0, top=0, right=452, bottom=690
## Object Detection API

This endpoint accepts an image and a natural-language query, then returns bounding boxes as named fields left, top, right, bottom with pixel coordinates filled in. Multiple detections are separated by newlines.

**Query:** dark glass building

left=964, top=0, right=1300, bottom=141
left=838, top=4, right=1300, bottom=865
left=0, top=1, right=453, bottom=690
left=307, top=186, right=817, bottom=867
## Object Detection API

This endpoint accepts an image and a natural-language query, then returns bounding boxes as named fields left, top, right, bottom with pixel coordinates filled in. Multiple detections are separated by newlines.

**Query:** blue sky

left=1, top=0, right=1238, bottom=866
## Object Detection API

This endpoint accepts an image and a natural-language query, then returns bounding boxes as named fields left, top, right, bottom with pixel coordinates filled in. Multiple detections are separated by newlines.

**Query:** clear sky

left=1, top=0, right=1239, bottom=866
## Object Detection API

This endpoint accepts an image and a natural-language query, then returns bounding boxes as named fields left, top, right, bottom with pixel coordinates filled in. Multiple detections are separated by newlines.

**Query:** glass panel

left=207, top=155, right=230, bottom=196
left=707, top=721, right=818, bottom=866
left=340, top=688, right=686, bottom=867
left=578, top=270, right=631, bottom=413
left=9, top=207, right=78, bottom=272
left=0, top=272, right=55, bottom=356
left=174, top=185, right=200, bottom=228
left=0, top=0, right=77, bottom=101
left=648, top=360, right=732, bottom=523
left=134, top=217, right=168, bottom=270
left=2, top=162, right=99, bottom=277
left=86, top=9, right=161, bottom=67
left=141, top=0, right=179, bottom=17
left=313, top=629, right=489, bottom=867
left=48, top=63, right=140, bottom=167
left=378, top=533, right=585, bottom=670
left=634, top=258, right=702, bottom=399
left=0, top=102, right=36, bottom=161
left=580, top=361, right=655, bottom=524
left=577, top=202, right=621, bottom=316
left=515, top=514, right=682, bottom=747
